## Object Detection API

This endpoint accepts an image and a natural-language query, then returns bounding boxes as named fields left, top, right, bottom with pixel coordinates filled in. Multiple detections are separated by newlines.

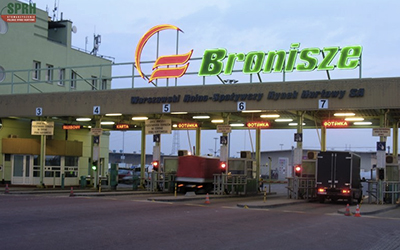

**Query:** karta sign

left=135, top=24, right=362, bottom=83
left=1, top=2, right=36, bottom=23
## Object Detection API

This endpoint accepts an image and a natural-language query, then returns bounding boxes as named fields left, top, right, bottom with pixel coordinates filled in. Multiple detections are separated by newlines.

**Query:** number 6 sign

left=237, top=101, right=246, bottom=111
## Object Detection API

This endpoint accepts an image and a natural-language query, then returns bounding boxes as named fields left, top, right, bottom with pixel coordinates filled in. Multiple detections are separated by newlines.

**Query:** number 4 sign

left=93, top=106, right=100, bottom=115
left=318, top=99, right=328, bottom=109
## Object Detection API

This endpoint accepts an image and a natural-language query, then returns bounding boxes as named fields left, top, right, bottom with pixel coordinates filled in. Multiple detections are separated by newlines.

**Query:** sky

left=27, top=0, right=400, bottom=156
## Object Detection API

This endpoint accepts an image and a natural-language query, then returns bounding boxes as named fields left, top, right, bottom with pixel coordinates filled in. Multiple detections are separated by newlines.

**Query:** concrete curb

left=337, top=204, right=400, bottom=215
left=237, top=200, right=306, bottom=209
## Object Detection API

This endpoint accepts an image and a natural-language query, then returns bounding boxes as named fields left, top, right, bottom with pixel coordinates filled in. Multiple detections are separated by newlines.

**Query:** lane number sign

left=35, top=107, right=43, bottom=116
left=237, top=101, right=246, bottom=111
left=163, top=104, right=171, bottom=113
left=318, top=99, right=328, bottom=109
left=93, top=106, right=100, bottom=115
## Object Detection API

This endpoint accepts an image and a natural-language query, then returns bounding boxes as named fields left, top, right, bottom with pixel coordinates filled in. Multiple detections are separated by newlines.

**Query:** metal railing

left=286, top=177, right=316, bottom=200
left=144, top=172, right=176, bottom=192
left=213, top=174, right=249, bottom=195
left=367, top=180, right=400, bottom=204
left=0, top=49, right=363, bottom=95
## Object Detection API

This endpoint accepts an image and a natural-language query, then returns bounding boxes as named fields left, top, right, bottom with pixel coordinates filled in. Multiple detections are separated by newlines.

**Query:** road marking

left=361, top=215, right=400, bottom=221
left=283, top=210, right=306, bottom=214
left=185, top=204, right=207, bottom=207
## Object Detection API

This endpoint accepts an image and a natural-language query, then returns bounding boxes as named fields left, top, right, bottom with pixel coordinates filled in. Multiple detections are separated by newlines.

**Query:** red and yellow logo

left=135, top=24, right=193, bottom=83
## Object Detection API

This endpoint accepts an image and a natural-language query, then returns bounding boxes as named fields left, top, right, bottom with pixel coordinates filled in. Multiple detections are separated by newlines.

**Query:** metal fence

left=367, top=180, right=400, bottom=204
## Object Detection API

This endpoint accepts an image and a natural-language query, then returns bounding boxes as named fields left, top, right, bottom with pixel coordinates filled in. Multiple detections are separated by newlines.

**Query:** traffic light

left=92, top=161, right=98, bottom=171
left=152, top=160, right=159, bottom=172
left=378, top=168, right=385, bottom=180
left=294, top=165, right=302, bottom=177
left=220, top=161, right=227, bottom=173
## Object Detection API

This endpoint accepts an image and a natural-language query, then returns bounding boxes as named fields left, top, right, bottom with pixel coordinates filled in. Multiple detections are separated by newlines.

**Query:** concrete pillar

left=195, top=126, right=201, bottom=156
left=321, top=126, right=326, bottom=152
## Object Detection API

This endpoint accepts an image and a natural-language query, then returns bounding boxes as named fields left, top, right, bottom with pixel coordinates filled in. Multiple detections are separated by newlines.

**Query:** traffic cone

left=354, top=204, right=361, bottom=217
left=205, top=193, right=210, bottom=204
left=69, top=186, right=74, bottom=197
left=344, top=204, right=351, bottom=216
left=4, top=184, right=9, bottom=194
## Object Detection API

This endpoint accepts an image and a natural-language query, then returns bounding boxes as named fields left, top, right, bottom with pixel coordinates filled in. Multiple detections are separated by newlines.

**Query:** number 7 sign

left=318, top=99, right=328, bottom=109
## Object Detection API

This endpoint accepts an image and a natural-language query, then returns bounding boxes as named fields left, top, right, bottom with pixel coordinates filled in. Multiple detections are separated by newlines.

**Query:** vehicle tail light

left=178, top=184, right=184, bottom=187
left=197, top=185, right=203, bottom=189
left=342, top=189, right=350, bottom=194
left=318, top=188, right=326, bottom=194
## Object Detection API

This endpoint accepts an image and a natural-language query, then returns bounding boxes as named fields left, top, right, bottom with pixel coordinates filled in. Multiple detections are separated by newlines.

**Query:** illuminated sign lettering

left=177, top=123, right=198, bottom=129
left=198, top=44, right=362, bottom=76
left=62, top=124, right=81, bottom=130
left=115, top=124, right=130, bottom=130
left=246, top=121, right=270, bottom=129
left=135, top=25, right=362, bottom=83
left=323, top=120, right=348, bottom=128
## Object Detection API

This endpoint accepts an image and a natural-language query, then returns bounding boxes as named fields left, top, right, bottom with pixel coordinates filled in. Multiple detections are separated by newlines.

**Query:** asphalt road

left=1, top=193, right=399, bottom=250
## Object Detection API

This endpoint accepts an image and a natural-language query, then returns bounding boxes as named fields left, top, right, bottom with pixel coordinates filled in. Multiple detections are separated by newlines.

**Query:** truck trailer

left=316, top=151, right=363, bottom=204
left=176, top=155, right=223, bottom=194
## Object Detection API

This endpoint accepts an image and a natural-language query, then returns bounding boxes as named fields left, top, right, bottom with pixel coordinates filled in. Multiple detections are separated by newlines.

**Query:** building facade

left=0, top=0, right=112, bottom=186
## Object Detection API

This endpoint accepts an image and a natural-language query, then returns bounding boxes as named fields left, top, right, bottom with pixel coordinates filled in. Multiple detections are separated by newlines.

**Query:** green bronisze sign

left=198, top=43, right=362, bottom=76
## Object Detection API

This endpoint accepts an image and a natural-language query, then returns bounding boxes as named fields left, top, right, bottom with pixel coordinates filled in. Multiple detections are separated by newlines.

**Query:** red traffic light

left=294, top=165, right=302, bottom=177
left=152, top=160, right=159, bottom=171
left=220, top=161, right=227, bottom=173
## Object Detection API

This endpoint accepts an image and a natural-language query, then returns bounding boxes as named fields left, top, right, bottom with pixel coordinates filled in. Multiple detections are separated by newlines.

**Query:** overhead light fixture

left=275, top=118, right=293, bottom=122
left=193, top=115, right=210, bottom=119
left=353, top=121, right=372, bottom=125
left=171, top=112, right=188, bottom=115
left=105, top=113, right=122, bottom=116
left=261, top=114, right=280, bottom=118
left=334, top=112, right=355, bottom=117
left=242, top=110, right=262, bottom=113
left=211, top=119, right=224, bottom=123
left=345, top=117, right=364, bottom=121
left=172, top=124, right=178, bottom=128
left=101, top=121, right=115, bottom=125
left=76, top=118, right=91, bottom=122
left=288, top=123, right=306, bottom=126
left=132, top=117, right=148, bottom=121
left=230, top=123, right=244, bottom=127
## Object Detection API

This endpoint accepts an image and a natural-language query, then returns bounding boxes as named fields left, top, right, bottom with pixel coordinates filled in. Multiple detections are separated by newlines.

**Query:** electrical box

left=385, top=164, right=399, bottom=181
left=178, top=150, right=188, bottom=156
left=240, top=151, right=251, bottom=159
left=307, top=151, right=318, bottom=160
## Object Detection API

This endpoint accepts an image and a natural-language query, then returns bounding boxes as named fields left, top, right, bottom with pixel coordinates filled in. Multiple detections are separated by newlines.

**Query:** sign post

left=31, top=121, right=54, bottom=188
left=145, top=119, right=172, bottom=134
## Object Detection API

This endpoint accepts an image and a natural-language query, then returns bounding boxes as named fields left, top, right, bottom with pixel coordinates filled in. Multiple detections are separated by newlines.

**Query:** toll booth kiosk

left=162, top=157, right=179, bottom=192
left=214, top=158, right=256, bottom=195
left=368, top=155, right=400, bottom=204
left=287, top=152, right=317, bottom=200
left=383, top=156, right=399, bottom=204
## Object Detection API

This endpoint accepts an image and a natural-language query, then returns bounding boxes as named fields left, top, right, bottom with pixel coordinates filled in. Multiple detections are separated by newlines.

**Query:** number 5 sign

left=162, top=104, right=171, bottom=113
